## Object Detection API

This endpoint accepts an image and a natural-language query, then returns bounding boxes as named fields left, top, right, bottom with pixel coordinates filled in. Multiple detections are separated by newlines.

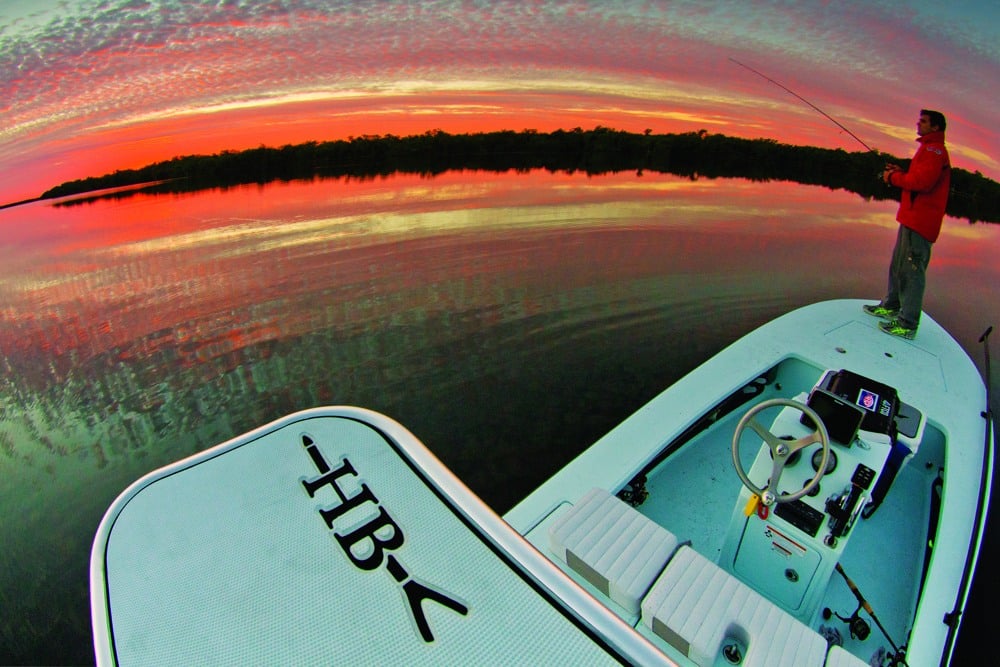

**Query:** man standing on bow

left=864, top=109, right=951, bottom=339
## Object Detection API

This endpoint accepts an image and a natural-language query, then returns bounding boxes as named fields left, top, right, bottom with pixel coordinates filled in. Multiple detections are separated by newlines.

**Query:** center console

left=718, top=369, right=924, bottom=621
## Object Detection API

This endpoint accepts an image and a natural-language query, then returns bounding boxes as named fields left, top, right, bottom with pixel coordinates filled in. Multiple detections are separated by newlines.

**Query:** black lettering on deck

left=300, top=433, right=468, bottom=642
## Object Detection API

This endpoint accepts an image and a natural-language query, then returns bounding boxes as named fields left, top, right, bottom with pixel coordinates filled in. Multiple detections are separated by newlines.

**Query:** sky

left=1, top=0, right=997, bottom=205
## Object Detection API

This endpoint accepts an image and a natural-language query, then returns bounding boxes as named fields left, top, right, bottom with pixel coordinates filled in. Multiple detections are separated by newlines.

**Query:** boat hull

left=506, top=299, right=992, bottom=666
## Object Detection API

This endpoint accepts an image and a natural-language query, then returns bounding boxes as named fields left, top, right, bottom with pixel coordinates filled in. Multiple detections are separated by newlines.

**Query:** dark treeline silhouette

left=39, top=128, right=999, bottom=223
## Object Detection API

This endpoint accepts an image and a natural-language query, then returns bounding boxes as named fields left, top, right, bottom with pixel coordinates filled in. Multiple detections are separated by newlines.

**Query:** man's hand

left=882, top=163, right=902, bottom=185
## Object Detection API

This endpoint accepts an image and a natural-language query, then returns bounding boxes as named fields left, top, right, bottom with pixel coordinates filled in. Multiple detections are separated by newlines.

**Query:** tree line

left=41, top=127, right=999, bottom=223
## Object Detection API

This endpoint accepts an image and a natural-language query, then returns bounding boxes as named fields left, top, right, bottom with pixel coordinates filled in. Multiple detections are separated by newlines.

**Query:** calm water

left=1, top=171, right=997, bottom=664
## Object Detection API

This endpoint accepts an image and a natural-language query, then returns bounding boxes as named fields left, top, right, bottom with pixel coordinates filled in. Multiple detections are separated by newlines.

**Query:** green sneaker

left=862, top=303, right=898, bottom=319
left=879, top=319, right=916, bottom=339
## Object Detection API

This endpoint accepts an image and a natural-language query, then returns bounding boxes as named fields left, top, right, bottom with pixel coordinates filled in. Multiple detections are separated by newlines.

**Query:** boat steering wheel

left=731, top=398, right=830, bottom=506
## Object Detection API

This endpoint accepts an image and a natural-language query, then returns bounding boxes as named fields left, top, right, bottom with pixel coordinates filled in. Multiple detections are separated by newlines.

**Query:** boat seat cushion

left=642, top=545, right=828, bottom=667
left=825, top=644, right=869, bottom=667
left=548, top=487, right=683, bottom=616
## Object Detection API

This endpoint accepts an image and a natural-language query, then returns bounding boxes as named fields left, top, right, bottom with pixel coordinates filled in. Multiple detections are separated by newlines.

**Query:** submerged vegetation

left=40, top=128, right=1000, bottom=223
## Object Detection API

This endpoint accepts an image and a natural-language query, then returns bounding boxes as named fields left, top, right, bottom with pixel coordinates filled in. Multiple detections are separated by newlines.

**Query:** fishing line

left=729, top=57, right=877, bottom=153
left=729, top=57, right=986, bottom=214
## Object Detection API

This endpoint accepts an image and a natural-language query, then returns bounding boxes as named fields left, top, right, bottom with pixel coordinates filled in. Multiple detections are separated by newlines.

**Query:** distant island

left=28, top=128, right=1000, bottom=223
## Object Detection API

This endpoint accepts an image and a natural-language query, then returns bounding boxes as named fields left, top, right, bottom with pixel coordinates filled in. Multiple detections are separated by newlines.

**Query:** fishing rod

left=729, top=57, right=877, bottom=154
left=729, top=57, right=987, bottom=213
left=832, top=563, right=908, bottom=665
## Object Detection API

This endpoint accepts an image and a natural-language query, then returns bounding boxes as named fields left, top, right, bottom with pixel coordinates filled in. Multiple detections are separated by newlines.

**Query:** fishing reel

left=822, top=605, right=871, bottom=641
left=830, top=563, right=910, bottom=666
left=822, top=605, right=910, bottom=667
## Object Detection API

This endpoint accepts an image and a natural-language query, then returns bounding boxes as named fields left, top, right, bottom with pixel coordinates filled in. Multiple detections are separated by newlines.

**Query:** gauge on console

left=811, top=447, right=837, bottom=474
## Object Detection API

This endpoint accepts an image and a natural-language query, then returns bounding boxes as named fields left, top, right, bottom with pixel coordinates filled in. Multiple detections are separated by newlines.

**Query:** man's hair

left=921, top=109, right=947, bottom=132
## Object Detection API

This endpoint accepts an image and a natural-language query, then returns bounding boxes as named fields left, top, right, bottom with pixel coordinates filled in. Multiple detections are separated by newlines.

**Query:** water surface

left=1, top=171, right=996, bottom=664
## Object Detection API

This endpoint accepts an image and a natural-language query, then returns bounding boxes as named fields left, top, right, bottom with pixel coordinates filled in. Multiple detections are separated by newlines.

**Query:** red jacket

left=889, top=130, right=950, bottom=242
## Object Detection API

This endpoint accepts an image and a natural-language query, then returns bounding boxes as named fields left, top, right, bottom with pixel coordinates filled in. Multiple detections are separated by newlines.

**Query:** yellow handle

left=744, top=494, right=760, bottom=517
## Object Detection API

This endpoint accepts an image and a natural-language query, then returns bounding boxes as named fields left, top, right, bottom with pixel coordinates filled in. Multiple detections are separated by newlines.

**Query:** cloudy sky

left=1, top=0, right=997, bottom=204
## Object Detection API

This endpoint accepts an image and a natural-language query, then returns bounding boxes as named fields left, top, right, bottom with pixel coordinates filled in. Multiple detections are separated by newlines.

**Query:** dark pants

left=883, top=225, right=932, bottom=329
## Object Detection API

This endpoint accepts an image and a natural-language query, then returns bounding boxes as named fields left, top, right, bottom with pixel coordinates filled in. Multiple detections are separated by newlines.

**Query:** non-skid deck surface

left=639, top=406, right=748, bottom=561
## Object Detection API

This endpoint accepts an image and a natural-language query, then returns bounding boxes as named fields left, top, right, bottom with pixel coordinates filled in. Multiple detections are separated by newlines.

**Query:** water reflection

left=1, top=171, right=997, bottom=664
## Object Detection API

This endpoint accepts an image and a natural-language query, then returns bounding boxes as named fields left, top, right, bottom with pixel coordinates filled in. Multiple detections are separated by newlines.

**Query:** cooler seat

left=548, top=487, right=683, bottom=616
left=825, top=645, right=870, bottom=667
left=642, top=545, right=829, bottom=667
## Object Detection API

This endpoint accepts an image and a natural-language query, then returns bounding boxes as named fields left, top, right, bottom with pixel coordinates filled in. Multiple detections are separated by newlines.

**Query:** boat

left=90, top=299, right=993, bottom=666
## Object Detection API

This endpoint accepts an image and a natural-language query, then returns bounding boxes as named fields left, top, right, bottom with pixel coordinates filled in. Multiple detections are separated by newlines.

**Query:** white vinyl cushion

left=548, top=487, right=683, bottom=616
left=825, top=644, right=870, bottom=667
left=642, top=546, right=828, bottom=667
